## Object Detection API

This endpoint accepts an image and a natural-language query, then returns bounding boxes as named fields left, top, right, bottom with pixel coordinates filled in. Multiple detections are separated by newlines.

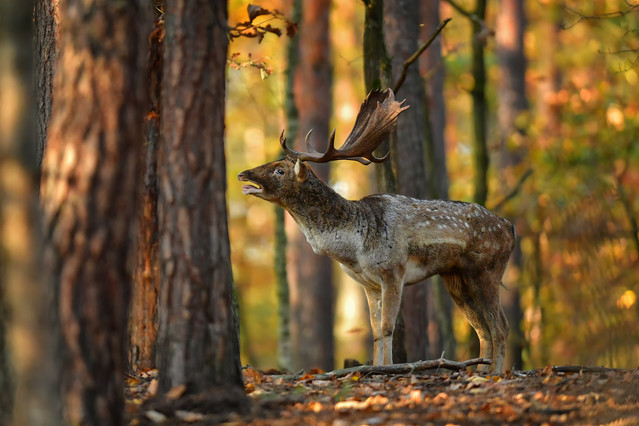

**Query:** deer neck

left=281, top=177, right=356, bottom=251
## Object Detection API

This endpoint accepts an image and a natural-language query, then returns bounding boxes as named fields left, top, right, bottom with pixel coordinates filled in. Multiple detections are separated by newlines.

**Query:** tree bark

left=288, top=0, right=335, bottom=371
left=129, top=9, right=163, bottom=373
left=383, top=0, right=429, bottom=363
left=496, top=0, right=528, bottom=370
left=419, top=1, right=456, bottom=360
left=362, top=0, right=406, bottom=364
left=33, top=0, right=59, bottom=167
left=39, top=0, right=146, bottom=423
left=156, top=0, right=243, bottom=392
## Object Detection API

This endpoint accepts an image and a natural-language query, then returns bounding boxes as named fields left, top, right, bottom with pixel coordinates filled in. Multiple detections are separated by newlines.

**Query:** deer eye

left=274, top=168, right=284, bottom=176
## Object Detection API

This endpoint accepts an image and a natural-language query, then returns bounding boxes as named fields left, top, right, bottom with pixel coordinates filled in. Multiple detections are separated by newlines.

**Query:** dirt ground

left=127, top=364, right=639, bottom=425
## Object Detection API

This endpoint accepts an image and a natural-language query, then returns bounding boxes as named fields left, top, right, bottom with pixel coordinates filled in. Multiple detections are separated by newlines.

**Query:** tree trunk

left=470, top=0, right=489, bottom=207
left=419, top=1, right=456, bottom=360
left=129, top=9, right=163, bottom=373
left=362, top=0, right=406, bottom=364
left=156, top=0, right=243, bottom=392
left=383, top=0, right=429, bottom=362
left=277, top=0, right=302, bottom=373
left=496, top=0, right=528, bottom=370
left=33, top=0, right=59, bottom=167
left=288, top=0, right=335, bottom=371
left=39, top=0, right=146, bottom=423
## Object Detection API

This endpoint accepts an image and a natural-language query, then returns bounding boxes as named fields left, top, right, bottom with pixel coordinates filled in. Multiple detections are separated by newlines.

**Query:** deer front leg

left=380, top=278, right=404, bottom=365
left=363, top=287, right=383, bottom=365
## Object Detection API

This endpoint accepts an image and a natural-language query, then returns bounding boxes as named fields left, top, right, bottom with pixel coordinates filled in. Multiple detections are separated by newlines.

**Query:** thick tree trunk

left=383, top=0, right=429, bottom=362
left=289, top=0, right=335, bottom=371
left=33, top=0, right=59, bottom=167
left=362, top=0, right=406, bottom=364
left=129, top=10, right=163, bottom=373
left=156, top=0, right=242, bottom=392
left=496, top=0, right=528, bottom=370
left=419, top=1, right=456, bottom=360
left=39, top=0, right=146, bottom=423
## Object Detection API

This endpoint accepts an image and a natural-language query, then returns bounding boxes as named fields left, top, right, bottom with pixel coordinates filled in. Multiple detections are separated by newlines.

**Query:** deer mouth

left=238, top=174, right=263, bottom=195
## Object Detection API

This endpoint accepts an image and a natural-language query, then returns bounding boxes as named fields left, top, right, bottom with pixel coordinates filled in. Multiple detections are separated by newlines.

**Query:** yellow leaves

left=606, top=104, right=625, bottom=130
left=616, top=290, right=636, bottom=310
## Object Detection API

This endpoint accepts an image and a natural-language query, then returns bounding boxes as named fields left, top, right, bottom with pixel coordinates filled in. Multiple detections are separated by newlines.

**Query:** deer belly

left=404, top=258, right=432, bottom=284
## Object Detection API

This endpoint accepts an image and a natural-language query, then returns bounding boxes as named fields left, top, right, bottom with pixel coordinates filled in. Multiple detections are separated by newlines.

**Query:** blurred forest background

left=228, top=0, right=639, bottom=371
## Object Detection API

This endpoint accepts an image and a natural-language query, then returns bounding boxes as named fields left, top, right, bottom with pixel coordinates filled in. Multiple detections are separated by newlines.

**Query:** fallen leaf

left=145, top=410, right=167, bottom=424
left=165, top=384, right=187, bottom=400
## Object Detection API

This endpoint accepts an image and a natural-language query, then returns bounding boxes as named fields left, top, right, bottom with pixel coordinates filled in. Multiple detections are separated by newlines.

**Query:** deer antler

left=280, top=89, right=409, bottom=165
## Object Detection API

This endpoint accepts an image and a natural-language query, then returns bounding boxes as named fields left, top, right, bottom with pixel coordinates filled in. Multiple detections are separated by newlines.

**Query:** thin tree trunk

left=496, top=0, right=528, bottom=370
left=363, top=0, right=406, bottom=364
left=384, top=0, right=429, bottom=362
left=39, top=0, right=146, bottom=422
left=470, top=0, right=489, bottom=207
left=419, top=0, right=456, bottom=360
left=289, top=0, right=335, bottom=371
left=277, top=0, right=301, bottom=373
left=156, top=0, right=243, bottom=392
left=129, top=9, right=163, bottom=373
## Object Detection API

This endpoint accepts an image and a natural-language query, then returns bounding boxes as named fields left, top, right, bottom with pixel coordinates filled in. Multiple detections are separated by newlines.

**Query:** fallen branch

left=393, top=18, right=451, bottom=94
left=551, top=365, right=627, bottom=374
left=305, top=357, right=491, bottom=380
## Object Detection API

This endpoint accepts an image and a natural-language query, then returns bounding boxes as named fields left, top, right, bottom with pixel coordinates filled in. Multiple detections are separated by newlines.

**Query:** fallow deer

left=239, top=89, right=514, bottom=373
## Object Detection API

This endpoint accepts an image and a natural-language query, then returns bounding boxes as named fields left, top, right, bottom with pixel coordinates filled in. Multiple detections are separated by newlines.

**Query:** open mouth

left=238, top=175, right=263, bottom=195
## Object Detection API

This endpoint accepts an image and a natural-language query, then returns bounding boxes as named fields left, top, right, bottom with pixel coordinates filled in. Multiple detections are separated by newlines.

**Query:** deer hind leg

left=442, top=272, right=508, bottom=373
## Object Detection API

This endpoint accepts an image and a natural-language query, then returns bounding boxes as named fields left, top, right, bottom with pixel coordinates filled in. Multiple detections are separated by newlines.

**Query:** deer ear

left=294, top=159, right=308, bottom=182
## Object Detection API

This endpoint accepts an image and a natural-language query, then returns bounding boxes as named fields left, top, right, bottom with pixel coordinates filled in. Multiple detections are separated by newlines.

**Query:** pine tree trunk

left=496, top=0, right=528, bottom=370
left=129, top=9, right=163, bottom=373
left=156, top=0, right=243, bottom=392
left=419, top=1, right=456, bottom=360
left=39, top=0, right=146, bottom=423
left=383, top=0, right=429, bottom=363
left=33, top=0, right=59, bottom=167
left=362, top=0, right=406, bottom=364
left=288, top=0, right=335, bottom=371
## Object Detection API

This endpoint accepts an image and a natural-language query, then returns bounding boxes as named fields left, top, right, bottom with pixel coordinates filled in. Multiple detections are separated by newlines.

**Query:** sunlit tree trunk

left=156, top=0, right=243, bottom=392
left=419, top=0, right=456, bottom=360
left=362, top=0, right=406, bottom=364
left=289, top=0, right=335, bottom=371
left=384, top=0, right=429, bottom=362
left=39, top=0, right=146, bottom=422
left=496, top=0, right=528, bottom=370
left=129, top=9, right=163, bottom=373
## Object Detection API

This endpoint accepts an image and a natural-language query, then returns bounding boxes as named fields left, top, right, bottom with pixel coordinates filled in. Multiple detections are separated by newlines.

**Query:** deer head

left=239, top=89, right=409, bottom=205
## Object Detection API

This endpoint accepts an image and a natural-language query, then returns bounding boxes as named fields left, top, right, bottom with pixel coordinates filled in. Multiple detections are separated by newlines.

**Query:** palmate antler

left=280, top=89, right=410, bottom=165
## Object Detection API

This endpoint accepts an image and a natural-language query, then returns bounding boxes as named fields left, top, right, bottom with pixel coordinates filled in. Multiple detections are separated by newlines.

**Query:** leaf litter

left=126, top=365, right=639, bottom=425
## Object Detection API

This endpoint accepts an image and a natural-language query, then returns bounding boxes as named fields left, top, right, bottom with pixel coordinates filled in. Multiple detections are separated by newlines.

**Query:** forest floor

left=126, top=362, right=639, bottom=425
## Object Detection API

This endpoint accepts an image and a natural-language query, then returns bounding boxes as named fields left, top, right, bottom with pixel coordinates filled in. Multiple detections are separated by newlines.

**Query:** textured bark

left=419, top=0, right=456, bottom=362
left=39, top=0, right=145, bottom=423
left=129, top=11, right=163, bottom=374
left=156, top=0, right=242, bottom=392
left=33, top=0, right=59, bottom=167
left=289, top=0, right=335, bottom=371
left=362, top=0, right=406, bottom=365
left=383, top=0, right=429, bottom=362
left=496, top=0, right=528, bottom=370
